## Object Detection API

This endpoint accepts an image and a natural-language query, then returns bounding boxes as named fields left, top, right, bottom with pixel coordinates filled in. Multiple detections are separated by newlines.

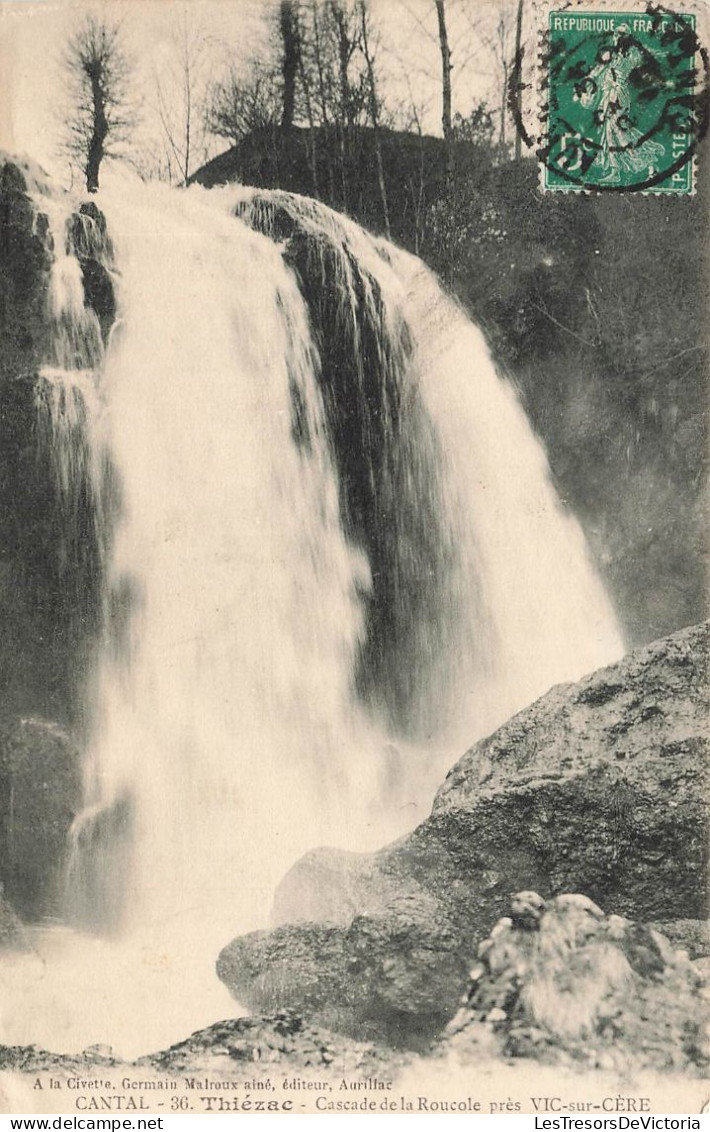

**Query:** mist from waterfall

left=0, top=175, right=624, bottom=1057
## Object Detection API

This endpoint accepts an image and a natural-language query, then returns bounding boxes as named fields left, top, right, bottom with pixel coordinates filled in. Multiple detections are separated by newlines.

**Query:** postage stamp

left=539, top=6, right=707, bottom=193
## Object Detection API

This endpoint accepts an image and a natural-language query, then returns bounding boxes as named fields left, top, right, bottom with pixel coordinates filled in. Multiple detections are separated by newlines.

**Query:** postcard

left=0, top=0, right=707, bottom=1116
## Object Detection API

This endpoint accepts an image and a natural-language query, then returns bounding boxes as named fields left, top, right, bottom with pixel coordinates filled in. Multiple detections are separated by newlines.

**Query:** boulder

left=219, top=623, right=708, bottom=1044
left=0, top=157, right=53, bottom=385
left=443, top=891, right=709, bottom=1074
left=272, top=845, right=417, bottom=927
left=0, top=718, right=82, bottom=919
left=218, top=894, right=462, bottom=1047
left=67, top=201, right=116, bottom=342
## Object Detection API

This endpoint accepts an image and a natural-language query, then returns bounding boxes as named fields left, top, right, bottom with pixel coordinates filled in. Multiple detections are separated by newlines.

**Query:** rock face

left=0, top=718, right=82, bottom=919
left=0, top=157, right=115, bottom=727
left=443, top=891, right=709, bottom=1075
left=66, top=201, right=116, bottom=343
left=142, top=1011, right=394, bottom=1078
left=0, top=158, right=53, bottom=383
left=218, top=623, right=709, bottom=1045
left=0, top=157, right=119, bottom=922
left=647, top=919, right=710, bottom=960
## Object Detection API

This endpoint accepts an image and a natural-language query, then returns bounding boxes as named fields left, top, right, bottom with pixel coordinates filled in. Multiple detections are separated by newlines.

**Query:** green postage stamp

left=540, top=5, right=707, bottom=193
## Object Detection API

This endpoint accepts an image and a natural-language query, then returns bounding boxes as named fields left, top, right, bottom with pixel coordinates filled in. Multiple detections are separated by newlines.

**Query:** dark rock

left=219, top=895, right=463, bottom=1048
left=443, top=891, right=709, bottom=1074
left=0, top=718, right=82, bottom=919
left=0, top=1012, right=397, bottom=1085
left=221, top=623, right=708, bottom=1045
left=0, top=370, right=106, bottom=723
left=67, top=203, right=116, bottom=342
left=141, top=1011, right=394, bottom=1078
left=0, top=158, right=52, bottom=384
left=0, top=1043, right=119, bottom=1075
left=0, top=892, right=30, bottom=952
left=217, top=923, right=348, bottom=1024
left=0, top=157, right=111, bottom=723
left=340, top=893, right=465, bottom=1046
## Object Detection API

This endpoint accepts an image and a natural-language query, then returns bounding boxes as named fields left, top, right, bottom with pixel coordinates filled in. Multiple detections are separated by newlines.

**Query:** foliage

left=154, top=10, right=214, bottom=186
left=206, top=61, right=280, bottom=147
left=451, top=103, right=495, bottom=148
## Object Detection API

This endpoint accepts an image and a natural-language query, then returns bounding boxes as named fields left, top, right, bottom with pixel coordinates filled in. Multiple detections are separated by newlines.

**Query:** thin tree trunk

left=86, top=73, right=108, bottom=192
left=311, top=0, right=329, bottom=125
left=280, top=0, right=299, bottom=131
left=435, top=1, right=452, bottom=141
left=359, top=1, right=390, bottom=240
left=514, top=0, right=524, bottom=160
left=338, top=120, right=348, bottom=211
left=183, top=67, right=192, bottom=184
left=330, top=1, right=353, bottom=209
left=499, top=57, right=508, bottom=152
left=435, top=0, right=453, bottom=188
left=331, top=2, right=352, bottom=126
left=297, top=48, right=319, bottom=194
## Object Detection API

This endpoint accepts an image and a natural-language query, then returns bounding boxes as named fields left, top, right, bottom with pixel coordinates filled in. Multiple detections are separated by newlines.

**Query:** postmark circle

left=513, top=4, right=710, bottom=193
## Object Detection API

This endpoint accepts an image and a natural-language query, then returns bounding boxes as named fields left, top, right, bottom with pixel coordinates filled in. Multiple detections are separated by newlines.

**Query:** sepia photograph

left=0, top=0, right=707, bottom=1116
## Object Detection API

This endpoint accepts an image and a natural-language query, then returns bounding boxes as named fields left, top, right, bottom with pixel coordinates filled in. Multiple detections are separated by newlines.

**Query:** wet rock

left=67, top=202, right=115, bottom=341
left=218, top=892, right=463, bottom=1048
left=0, top=156, right=112, bottom=724
left=0, top=164, right=87, bottom=719
left=222, top=623, right=708, bottom=1045
left=0, top=718, right=82, bottom=919
left=0, top=157, right=53, bottom=384
left=217, top=923, right=348, bottom=1023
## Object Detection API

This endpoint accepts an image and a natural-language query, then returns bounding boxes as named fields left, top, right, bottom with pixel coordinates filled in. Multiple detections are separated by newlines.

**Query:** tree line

left=57, top=0, right=709, bottom=653
left=61, top=0, right=526, bottom=196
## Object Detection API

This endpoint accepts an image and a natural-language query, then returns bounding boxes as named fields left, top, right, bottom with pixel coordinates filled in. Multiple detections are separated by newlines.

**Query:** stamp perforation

left=527, top=0, right=709, bottom=195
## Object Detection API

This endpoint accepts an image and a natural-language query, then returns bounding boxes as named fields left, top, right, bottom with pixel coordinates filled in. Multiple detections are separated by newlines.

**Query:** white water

left=0, top=176, right=624, bottom=1058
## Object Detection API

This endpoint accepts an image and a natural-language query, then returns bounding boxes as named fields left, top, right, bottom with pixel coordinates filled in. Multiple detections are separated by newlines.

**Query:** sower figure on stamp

left=575, top=26, right=666, bottom=184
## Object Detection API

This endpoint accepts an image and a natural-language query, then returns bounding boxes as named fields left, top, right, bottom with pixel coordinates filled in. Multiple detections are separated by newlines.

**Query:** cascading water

left=0, top=174, right=624, bottom=1058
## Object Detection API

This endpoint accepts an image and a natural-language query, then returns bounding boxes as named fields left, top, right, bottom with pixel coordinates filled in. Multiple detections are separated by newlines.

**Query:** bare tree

left=155, top=11, right=213, bottom=185
left=477, top=0, right=516, bottom=156
left=434, top=0, right=454, bottom=188
left=280, top=0, right=301, bottom=130
left=206, top=61, right=280, bottom=148
left=358, top=0, right=390, bottom=239
left=309, top=0, right=333, bottom=126
left=434, top=0, right=452, bottom=143
left=330, top=0, right=352, bottom=207
left=330, top=0, right=361, bottom=127
left=295, top=2, right=370, bottom=129
left=513, top=0, right=525, bottom=160
left=61, top=15, right=136, bottom=193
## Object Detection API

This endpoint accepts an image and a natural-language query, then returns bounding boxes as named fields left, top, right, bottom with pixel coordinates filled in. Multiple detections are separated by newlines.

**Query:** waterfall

left=0, top=175, right=624, bottom=1057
